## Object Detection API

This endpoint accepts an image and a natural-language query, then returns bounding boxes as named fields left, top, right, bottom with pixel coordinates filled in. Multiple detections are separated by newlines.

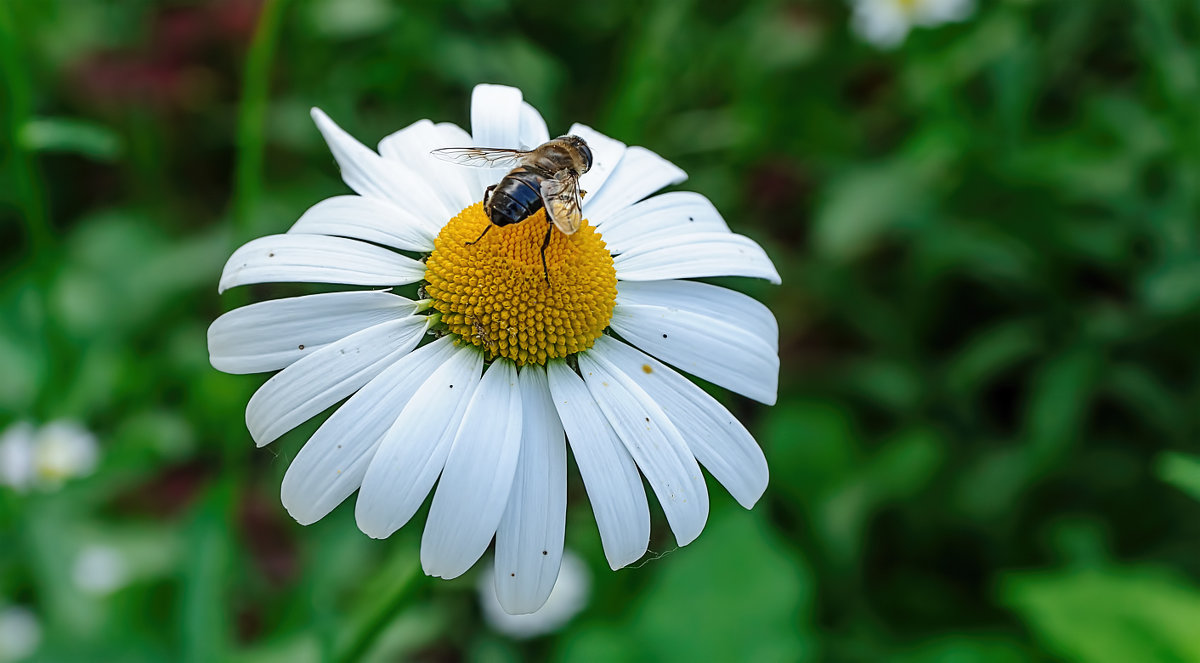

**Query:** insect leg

left=540, top=224, right=553, bottom=285
left=465, top=224, right=492, bottom=246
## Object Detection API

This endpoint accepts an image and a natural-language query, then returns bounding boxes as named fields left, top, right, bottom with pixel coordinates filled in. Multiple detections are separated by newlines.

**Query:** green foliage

left=1, top=0, right=1199, bottom=661
left=558, top=511, right=815, bottom=663
left=1004, top=567, right=1200, bottom=663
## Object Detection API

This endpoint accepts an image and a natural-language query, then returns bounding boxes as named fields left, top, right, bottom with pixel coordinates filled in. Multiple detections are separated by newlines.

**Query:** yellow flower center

left=423, top=202, right=617, bottom=366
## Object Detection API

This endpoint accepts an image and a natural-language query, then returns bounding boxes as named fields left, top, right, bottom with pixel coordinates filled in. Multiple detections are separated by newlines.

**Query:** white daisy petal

left=289, top=195, right=437, bottom=253
left=615, top=279, right=778, bottom=352
left=310, top=108, right=446, bottom=224
left=471, top=84, right=524, bottom=147
left=208, top=291, right=417, bottom=375
left=610, top=303, right=778, bottom=405
left=582, top=147, right=687, bottom=224
left=355, top=345, right=484, bottom=539
left=593, top=191, right=730, bottom=253
left=518, top=101, right=550, bottom=149
left=471, top=84, right=525, bottom=194
left=494, top=367, right=567, bottom=614
left=378, top=120, right=478, bottom=219
left=281, top=337, right=457, bottom=525
left=218, top=234, right=425, bottom=293
left=546, top=361, right=650, bottom=570
left=245, top=315, right=428, bottom=447
left=422, top=360, right=524, bottom=580
left=568, top=123, right=626, bottom=200
left=591, top=336, right=769, bottom=508
left=612, top=231, right=781, bottom=284
left=578, top=351, right=709, bottom=547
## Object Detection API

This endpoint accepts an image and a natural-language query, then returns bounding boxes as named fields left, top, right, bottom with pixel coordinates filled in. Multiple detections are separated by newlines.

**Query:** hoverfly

left=430, top=135, right=593, bottom=283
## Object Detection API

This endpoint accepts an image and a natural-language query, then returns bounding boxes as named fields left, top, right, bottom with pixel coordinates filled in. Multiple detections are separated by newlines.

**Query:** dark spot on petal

left=688, top=216, right=694, bottom=222
left=298, top=344, right=305, bottom=350
left=662, top=333, right=668, bottom=338
left=449, top=384, right=453, bottom=388
left=268, top=252, right=275, bottom=257
left=542, top=550, right=547, bottom=555
left=644, top=417, right=649, bottom=422
left=511, top=573, right=515, bottom=577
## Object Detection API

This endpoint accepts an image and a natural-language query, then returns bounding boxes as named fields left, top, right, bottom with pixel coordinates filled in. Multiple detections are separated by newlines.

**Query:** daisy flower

left=0, top=605, right=41, bottom=662
left=210, top=83, right=779, bottom=614
left=0, top=420, right=99, bottom=493
left=849, top=0, right=974, bottom=48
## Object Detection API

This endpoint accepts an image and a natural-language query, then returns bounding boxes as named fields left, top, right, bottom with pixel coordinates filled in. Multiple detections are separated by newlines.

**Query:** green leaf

left=895, top=635, right=1028, bottom=663
left=19, top=117, right=122, bottom=160
left=1156, top=452, right=1200, bottom=502
left=813, top=165, right=924, bottom=260
left=1003, top=567, right=1200, bottom=663
left=557, top=510, right=816, bottom=663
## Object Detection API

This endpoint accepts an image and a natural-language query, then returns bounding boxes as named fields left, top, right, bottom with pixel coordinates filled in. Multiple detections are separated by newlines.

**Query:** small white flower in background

left=0, top=420, right=99, bottom=492
left=72, top=544, right=131, bottom=596
left=209, top=83, right=779, bottom=615
left=0, top=423, right=36, bottom=492
left=479, top=550, right=590, bottom=639
left=33, top=421, right=99, bottom=488
left=850, top=0, right=974, bottom=48
left=0, top=605, right=41, bottom=662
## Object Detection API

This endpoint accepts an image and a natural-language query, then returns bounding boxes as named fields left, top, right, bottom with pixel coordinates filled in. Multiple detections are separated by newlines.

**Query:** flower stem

left=335, top=551, right=425, bottom=663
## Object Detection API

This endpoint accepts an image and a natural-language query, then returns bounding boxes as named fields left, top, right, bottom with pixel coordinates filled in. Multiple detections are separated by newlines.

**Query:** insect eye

left=580, top=144, right=593, bottom=172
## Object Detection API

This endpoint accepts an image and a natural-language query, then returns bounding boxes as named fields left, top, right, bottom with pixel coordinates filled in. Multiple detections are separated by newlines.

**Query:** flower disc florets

left=423, top=202, right=617, bottom=366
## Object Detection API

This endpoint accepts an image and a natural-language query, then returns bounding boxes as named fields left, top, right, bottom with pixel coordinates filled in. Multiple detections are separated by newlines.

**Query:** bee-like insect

left=430, top=135, right=593, bottom=282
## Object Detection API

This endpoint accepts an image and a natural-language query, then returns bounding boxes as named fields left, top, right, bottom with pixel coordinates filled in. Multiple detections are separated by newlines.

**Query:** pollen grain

left=424, top=202, right=617, bottom=366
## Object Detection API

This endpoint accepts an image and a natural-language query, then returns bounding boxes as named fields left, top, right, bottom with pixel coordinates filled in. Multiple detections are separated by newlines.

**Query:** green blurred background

left=4, top=0, right=1200, bottom=661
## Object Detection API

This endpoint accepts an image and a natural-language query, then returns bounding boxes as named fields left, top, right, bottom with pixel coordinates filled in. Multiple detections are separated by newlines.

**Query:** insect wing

left=428, top=147, right=530, bottom=169
left=540, top=171, right=584, bottom=235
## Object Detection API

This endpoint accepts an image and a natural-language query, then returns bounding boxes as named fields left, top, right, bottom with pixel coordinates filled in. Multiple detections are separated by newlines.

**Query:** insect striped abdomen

left=485, top=167, right=548, bottom=227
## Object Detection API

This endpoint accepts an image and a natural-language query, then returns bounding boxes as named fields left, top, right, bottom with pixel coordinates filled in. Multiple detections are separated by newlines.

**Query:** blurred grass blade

left=1157, top=452, right=1200, bottom=502
left=0, top=0, right=50, bottom=258
left=180, top=481, right=235, bottom=663
left=335, top=548, right=423, bottom=663
left=234, top=0, right=290, bottom=246
left=19, top=117, right=123, bottom=161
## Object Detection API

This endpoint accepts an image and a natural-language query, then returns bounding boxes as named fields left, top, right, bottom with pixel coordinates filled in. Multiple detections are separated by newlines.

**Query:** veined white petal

left=583, top=147, right=687, bottom=224
left=612, top=231, right=781, bottom=284
left=245, top=315, right=428, bottom=446
left=355, top=346, right=484, bottom=539
left=518, top=101, right=550, bottom=149
left=494, top=367, right=567, bottom=614
left=310, top=108, right=447, bottom=226
left=378, top=120, right=478, bottom=219
left=289, top=195, right=436, bottom=253
left=472, top=84, right=524, bottom=147
left=593, top=191, right=729, bottom=253
left=218, top=234, right=425, bottom=293
left=208, top=291, right=417, bottom=374
left=577, top=352, right=709, bottom=547
left=422, top=360, right=523, bottom=580
left=610, top=303, right=778, bottom=405
left=471, top=84, right=525, bottom=194
left=546, top=361, right=649, bottom=570
left=568, top=124, right=626, bottom=202
left=280, top=337, right=457, bottom=525
left=480, top=550, right=590, bottom=637
left=591, top=336, right=768, bottom=508
left=615, top=279, right=778, bottom=352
